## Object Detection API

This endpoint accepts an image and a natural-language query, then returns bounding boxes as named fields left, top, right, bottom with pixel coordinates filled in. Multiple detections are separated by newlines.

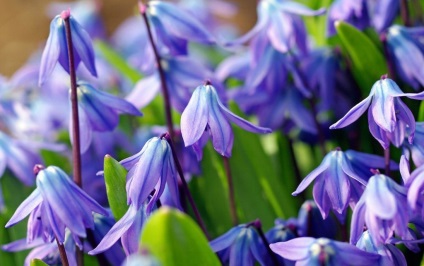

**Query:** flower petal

left=330, top=96, right=372, bottom=129
left=89, top=205, right=138, bottom=255
left=181, top=86, right=209, bottom=147
left=210, top=226, right=242, bottom=252
left=334, top=241, right=381, bottom=265
left=126, top=75, right=161, bottom=109
left=349, top=199, right=366, bottom=244
left=269, top=237, right=315, bottom=261
left=70, top=16, right=97, bottom=77
left=365, top=175, right=396, bottom=219
left=293, top=154, right=332, bottom=195
left=6, top=189, right=42, bottom=228
left=39, top=17, right=62, bottom=85
left=276, top=2, right=326, bottom=16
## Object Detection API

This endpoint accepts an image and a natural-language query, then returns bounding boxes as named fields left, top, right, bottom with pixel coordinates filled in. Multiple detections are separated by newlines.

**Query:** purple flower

left=73, top=81, right=142, bottom=153
left=386, top=25, right=424, bottom=90
left=142, top=0, right=215, bottom=55
left=356, top=230, right=407, bottom=266
left=330, top=77, right=424, bottom=149
left=297, top=200, right=337, bottom=239
left=406, top=163, right=424, bottom=226
left=230, top=0, right=325, bottom=54
left=5, top=166, right=108, bottom=245
left=210, top=224, right=269, bottom=266
left=39, top=10, right=97, bottom=86
left=350, top=174, right=409, bottom=245
left=181, top=83, right=271, bottom=158
left=270, top=237, right=381, bottom=265
left=327, top=0, right=398, bottom=36
left=403, top=122, right=424, bottom=167
left=293, top=148, right=372, bottom=220
left=89, top=137, right=180, bottom=255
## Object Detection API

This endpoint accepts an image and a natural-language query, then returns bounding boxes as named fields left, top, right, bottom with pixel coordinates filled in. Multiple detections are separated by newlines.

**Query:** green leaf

left=418, top=100, right=424, bottom=121
left=104, top=155, right=128, bottom=220
left=335, top=21, right=388, bottom=95
left=140, top=207, right=220, bottom=266
left=94, top=41, right=142, bottom=84
left=30, top=259, right=49, bottom=266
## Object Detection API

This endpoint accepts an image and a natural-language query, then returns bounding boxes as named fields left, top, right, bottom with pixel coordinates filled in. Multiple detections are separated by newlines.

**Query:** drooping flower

left=350, top=174, right=409, bottom=245
left=330, top=77, right=424, bottom=149
left=356, top=230, right=407, bottom=266
left=89, top=137, right=181, bottom=255
left=73, top=81, right=143, bottom=153
left=386, top=25, right=424, bottom=90
left=210, top=223, right=270, bottom=266
left=292, top=148, right=397, bottom=221
left=39, top=9, right=97, bottom=85
left=327, top=0, right=398, bottom=36
left=5, top=165, right=108, bottom=245
left=296, top=200, right=337, bottom=239
left=181, top=83, right=271, bottom=158
left=229, top=0, right=325, bottom=54
left=270, top=237, right=381, bottom=265
left=403, top=122, right=424, bottom=167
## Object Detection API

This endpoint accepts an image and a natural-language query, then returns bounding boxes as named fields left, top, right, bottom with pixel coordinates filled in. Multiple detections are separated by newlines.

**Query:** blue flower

left=89, top=137, right=180, bottom=255
left=330, top=77, right=424, bottom=149
left=403, top=122, right=424, bottom=167
left=270, top=237, right=381, bottom=265
left=386, top=25, right=424, bottom=90
left=181, top=83, right=271, bottom=158
left=73, top=81, right=142, bottom=153
left=210, top=224, right=269, bottom=266
left=292, top=148, right=397, bottom=220
left=297, top=200, right=337, bottom=239
left=5, top=166, right=108, bottom=245
left=350, top=174, right=409, bottom=245
left=39, top=10, right=97, bottom=85
left=230, top=0, right=325, bottom=54
left=356, top=230, right=407, bottom=266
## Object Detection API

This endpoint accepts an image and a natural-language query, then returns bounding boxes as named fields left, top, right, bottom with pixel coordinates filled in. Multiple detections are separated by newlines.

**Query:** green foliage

left=335, top=21, right=388, bottom=96
left=30, top=259, right=49, bottom=266
left=140, top=208, right=220, bottom=266
left=104, top=155, right=128, bottom=220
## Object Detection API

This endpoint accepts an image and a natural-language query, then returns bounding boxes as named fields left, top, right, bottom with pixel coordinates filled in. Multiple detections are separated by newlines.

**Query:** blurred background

left=0, top=0, right=256, bottom=77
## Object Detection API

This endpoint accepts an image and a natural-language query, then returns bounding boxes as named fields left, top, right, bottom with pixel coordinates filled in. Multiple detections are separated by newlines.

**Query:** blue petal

left=276, top=2, right=326, bottom=16
left=313, top=177, right=332, bottom=219
left=324, top=159, right=350, bottom=214
left=269, top=237, right=315, bottom=261
left=148, top=1, right=215, bottom=44
left=370, top=82, right=395, bottom=132
left=229, top=229, right=253, bottom=266
left=69, top=106, right=93, bottom=154
left=367, top=109, right=390, bottom=149
left=126, top=74, right=161, bottom=109
left=2, top=238, right=45, bottom=252
left=293, top=153, right=332, bottom=195
left=330, top=95, right=372, bottom=129
left=39, top=16, right=62, bottom=85
left=24, top=242, right=58, bottom=266
left=365, top=175, right=397, bottom=219
left=210, top=226, right=243, bottom=252
left=267, top=12, right=291, bottom=53
left=69, top=16, right=97, bottom=77
left=181, top=85, right=209, bottom=147
left=6, top=189, right=42, bottom=228
left=408, top=172, right=424, bottom=209
left=350, top=199, right=366, bottom=244
left=89, top=205, right=138, bottom=255
left=334, top=241, right=381, bottom=265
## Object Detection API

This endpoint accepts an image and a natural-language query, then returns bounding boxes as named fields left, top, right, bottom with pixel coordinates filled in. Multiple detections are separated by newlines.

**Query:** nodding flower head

left=39, top=10, right=97, bottom=85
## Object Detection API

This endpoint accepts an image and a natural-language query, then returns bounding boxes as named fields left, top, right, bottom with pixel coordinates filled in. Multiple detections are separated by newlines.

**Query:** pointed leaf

left=104, top=155, right=128, bottom=220
left=30, top=259, right=49, bottom=266
left=140, top=208, right=220, bottom=266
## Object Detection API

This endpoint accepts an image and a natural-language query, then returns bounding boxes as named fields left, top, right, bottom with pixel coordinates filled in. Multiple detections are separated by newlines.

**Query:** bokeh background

left=0, top=0, right=256, bottom=77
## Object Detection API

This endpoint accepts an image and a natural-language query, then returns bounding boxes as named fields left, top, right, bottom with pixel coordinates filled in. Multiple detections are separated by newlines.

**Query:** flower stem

left=163, top=133, right=210, bottom=239
left=222, top=156, right=238, bottom=225
left=56, top=238, right=70, bottom=266
left=384, top=148, right=391, bottom=175
left=400, top=0, right=411, bottom=26
left=63, top=16, right=83, bottom=188
left=249, top=219, right=279, bottom=266
left=140, top=3, right=175, bottom=141
left=63, top=15, right=85, bottom=266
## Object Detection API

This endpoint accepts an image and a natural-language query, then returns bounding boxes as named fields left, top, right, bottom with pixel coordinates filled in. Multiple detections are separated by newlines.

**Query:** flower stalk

left=56, top=239, right=70, bottom=266
left=223, top=156, right=238, bottom=225
left=140, top=3, right=175, bottom=141
left=162, top=133, right=209, bottom=239
left=248, top=219, right=279, bottom=266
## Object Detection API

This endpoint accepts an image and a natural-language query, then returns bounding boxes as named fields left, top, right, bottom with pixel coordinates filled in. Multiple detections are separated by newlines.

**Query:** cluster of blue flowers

left=3, top=0, right=424, bottom=265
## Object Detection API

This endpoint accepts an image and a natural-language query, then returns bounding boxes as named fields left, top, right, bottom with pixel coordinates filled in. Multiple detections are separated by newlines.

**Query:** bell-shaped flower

left=39, top=10, right=97, bottom=85
left=406, top=163, right=424, bottom=227
left=181, top=83, right=271, bottom=158
left=229, top=0, right=325, bottom=54
left=297, top=200, right=337, bottom=239
left=210, top=224, right=270, bottom=266
left=350, top=174, right=409, bottom=245
left=5, top=166, right=108, bottom=245
left=270, top=237, right=381, bottom=265
left=330, top=77, right=424, bottom=149
left=292, top=148, right=397, bottom=221
left=327, top=0, right=398, bottom=36
left=73, top=81, right=142, bottom=153
left=356, top=230, right=407, bottom=266
left=89, top=137, right=180, bottom=255
left=142, top=0, right=215, bottom=56
left=386, top=25, right=424, bottom=90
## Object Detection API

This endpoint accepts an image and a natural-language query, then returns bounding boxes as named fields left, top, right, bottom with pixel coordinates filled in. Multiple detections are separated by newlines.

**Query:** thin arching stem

left=56, top=239, right=70, bottom=266
left=222, top=156, right=238, bottom=225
